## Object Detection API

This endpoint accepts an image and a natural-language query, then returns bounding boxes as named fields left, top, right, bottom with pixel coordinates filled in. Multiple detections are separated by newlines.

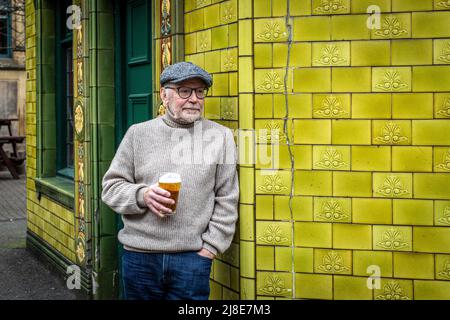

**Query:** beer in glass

left=158, top=173, right=181, bottom=215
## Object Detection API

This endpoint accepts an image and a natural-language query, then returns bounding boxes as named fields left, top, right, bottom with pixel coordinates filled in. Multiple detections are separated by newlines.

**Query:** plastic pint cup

left=158, top=173, right=181, bottom=215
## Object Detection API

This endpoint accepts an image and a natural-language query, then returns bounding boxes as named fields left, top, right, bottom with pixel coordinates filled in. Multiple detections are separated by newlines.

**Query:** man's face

left=160, top=78, right=207, bottom=123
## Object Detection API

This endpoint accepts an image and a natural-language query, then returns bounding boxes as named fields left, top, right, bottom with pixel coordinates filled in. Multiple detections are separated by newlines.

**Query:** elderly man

left=101, top=62, right=239, bottom=300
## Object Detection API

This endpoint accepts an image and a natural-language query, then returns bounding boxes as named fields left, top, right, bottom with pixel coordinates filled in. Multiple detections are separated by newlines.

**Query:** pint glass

left=158, top=173, right=181, bottom=215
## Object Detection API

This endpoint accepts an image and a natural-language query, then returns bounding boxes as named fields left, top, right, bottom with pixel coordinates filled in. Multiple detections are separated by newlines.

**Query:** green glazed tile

left=393, top=0, right=433, bottom=11
left=221, top=48, right=238, bottom=72
left=434, top=94, right=450, bottom=118
left=292, top=196, right=314, bottom=221
left=294, top=68, right=331, bottom=93
left=254, top=0, right=271, bottom=17
left=351, top=94, right=392, bottom=119
left=294, top=171, right=333, bottom=196
left=291, top=43, right=312, bottom=67
left=256, top=245, right=274, bottom=270
left=332, top=67, right=372, bottom=92
left=351, top=0, right=391, bottom=13
left=295, top=273, right=333, bottom=300
left=256, top=195, right=274, bottom=220
left=240, top=204, right=255, bottom=241
left=436, top=254, right=450, bottom=280
left=415, top=280, right=450, bottom=300
left=352, top=198, right=392, bottom=225
left=240, top=278, right=255, bottom=300
left=414, top=226, right=450, bottom=253
left=274, top=195, right=291, bottom=220
left=412, top=12, right=450, bottom=38
left=392, top=93, right=433, bottom=119
left=334, top=276, right=373, bottom=300
left=255, top=69, right=289, bottom=93
left=240, top=241, right=255, bottom=278
left=374, top=279, right=413, bottom=300
left=435, top=200, right=450, bottom=226
left=196, top=29, right=211, bottom=52
left=294, top=222, right=332, bottom=247
left=394, top=252, right=434, bottom=279
left=413, top=66, right=450, bottom=92
left=392, top=40, right=433, bottom=66
left=256, top=170, right=292, bottom=195
left=294, top=248, right=314, bottom=273
left=373, top=225, right=412, bottom=251
left=292, top=145, right=313, bottom=170
left=220, top=0, right=237, bottom=24
left=351, top=40, right=391, bottom=66
left=351, top=146, right=391, bottom=171
left=434, top=148, right=450, bottom=172
left=211, top=25, right=229, bottom=50
left=353, top=250, right=393, bottom=277
left=393, top=199, right=434, bottom=226
left=373, top=67, right=411, bottom=92
left=412, top=120, right=450, bottom=145
left=255, top=44, right=272, bottom=69
left=294, top=120, right=331, bottom=144
left=333, top=223, right=372, bottom=250
left=373, top=120, right=411, bottom=145
left=255, top=94, right=273, bottom=118
left=257, top=272, right=292, bottom=297
left=332, top=120, right=371, bottom=145
left=372, top=13, right=411, bottom=39
left=332, top=14, right=371, bottom=40
left=254, top=18, right=289, bottom=42
left=434, top=39, right=450, bottom=65
left=435, top=0, right=450, bottom=10
left=392, top=146, right=432, bottom=172
left=275, top=247, right=293, bottom=271
left=291, top=0, right=312, bottom=16
left=314, top=197, right=351, bottom=223
left=333, top=172, right=373, bottom=197
left=293, top=16, right=331, bottom=41
left=413, top=174, right=450, bottom=200
left=312, top=0, right=350, bottom=14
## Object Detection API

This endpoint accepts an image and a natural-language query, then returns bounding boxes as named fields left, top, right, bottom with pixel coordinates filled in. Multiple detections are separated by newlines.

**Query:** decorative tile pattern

left=314, top=197, right=351, bottom=222
left=375, top=280, right=412, bottom=300
left=161, top=0, right=172, bottom=70
left=255, top=70, right=285, bottom=93
left=313, top=146, right=349, bottom=170
left=257, top=272, right=292, bottom=297
left=254, top=19, right=288, bottom=42
left=374, top=226, right=412, bottom=251
left=436, top=202, right=450, bottom=225
left=315, top=250, right=351, bottom=274
left=372, top=15, right=410, bottom=38
left=312, top=43, right=349, bottom=66
left=436, top=96, right=450, bottom=118
left=256, top=222, right=291, bottom=246
left=435, top=0, right=450, bottom=9
left=374, top=121, right=410, bottom=145
left=373, top=69, right=410, bottom=92
left=313, top=0, right=349, bottom=14
left=313, top=95, right=349, bottom=118
left=436, top=255, right=450, bottom=280
left=375, top=175, right=411, bottom=198
left=435, top=149, right=450, bottom=171
left=257, top=120, right=287, bottom=143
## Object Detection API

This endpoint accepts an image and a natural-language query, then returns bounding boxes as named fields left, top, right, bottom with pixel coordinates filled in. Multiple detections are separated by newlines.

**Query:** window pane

left=0, top=17, right=7, bottom=55
left=66, top=46, right=74, bottom=168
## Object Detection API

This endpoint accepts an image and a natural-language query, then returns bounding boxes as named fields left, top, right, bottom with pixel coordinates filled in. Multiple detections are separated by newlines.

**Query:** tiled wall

left=25, top=0, right=76, bottom=263
left=185, top=0, right=450, bottom=300
left=184, top=0, right=241, bottom=300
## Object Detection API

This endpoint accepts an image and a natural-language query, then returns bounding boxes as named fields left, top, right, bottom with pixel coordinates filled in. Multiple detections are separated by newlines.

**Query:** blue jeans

left=122, top=249, right=213, bottom=300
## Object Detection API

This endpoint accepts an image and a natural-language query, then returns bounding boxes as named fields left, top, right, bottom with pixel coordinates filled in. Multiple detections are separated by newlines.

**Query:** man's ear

left=160, top=87, right=168, bottom=106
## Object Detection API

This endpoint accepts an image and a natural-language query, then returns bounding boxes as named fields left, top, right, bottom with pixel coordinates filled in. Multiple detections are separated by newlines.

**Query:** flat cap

left=160, top=62, right=213, bottom=87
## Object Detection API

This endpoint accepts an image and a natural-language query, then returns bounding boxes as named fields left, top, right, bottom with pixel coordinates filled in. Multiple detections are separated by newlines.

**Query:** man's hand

left=143, top=184, right=175, bottom=218
left=197, top=248, right=215, bottom=260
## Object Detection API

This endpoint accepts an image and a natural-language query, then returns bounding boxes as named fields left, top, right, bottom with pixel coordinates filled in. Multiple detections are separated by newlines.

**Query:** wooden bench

left=0, top=136, right=26, bottom=179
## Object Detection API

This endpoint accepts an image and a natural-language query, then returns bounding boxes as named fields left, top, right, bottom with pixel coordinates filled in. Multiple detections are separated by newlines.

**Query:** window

left=0, top=0, right=10, bottom=57
left=55, top=0, right=74, bottom=179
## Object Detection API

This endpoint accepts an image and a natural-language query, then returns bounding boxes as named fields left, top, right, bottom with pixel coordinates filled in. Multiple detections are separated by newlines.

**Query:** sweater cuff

left=202, top=242, right=218, bottom=256
left=136, top=186, right=148, bottom=208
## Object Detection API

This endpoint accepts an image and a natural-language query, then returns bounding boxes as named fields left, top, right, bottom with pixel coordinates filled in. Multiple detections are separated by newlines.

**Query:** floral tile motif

left=257, top=173, right=290, bottom=194
left=374, top=226, right=411, bottom=251
left=437, top=41, right=450, bottom=64
left=436, top=255, right=450, bottom=280
left=435, top=0, right=450, bottom=9
left=374, top=174, right=411, bottom=198
left=373, top=69, right=410, bottom=92
left=375, top=281, right=411, bottom=300
left=256, top=221, right=291, bottom=246
left=220, top=0, right=237, bottom=24
left=220, top=97, right=237, bottom=120
left=374, top=121, right=410, bottom=145
left=257, top=272, right=292, bottom=297
left=255, top=70, right=286, bottom=93
left=315, top=250, right=351, bottom=274
left=372, top=15, right=410, bottom=39
left=314, top=197, right=351, bottom=222
left=254, top=18, right=288, bottom=42
left=312, top=43, right=349, bottom=66
left=435, top=149, right=450, bottom=172
left=313, top=95, right=350, bottom=118
left=313, top=146, right=349, bottom=170
left=313, top=0, right=350, bottom=14
left=256, top=119, right=289, bottom=143
left=436, top=201, right=450, bottom=225
left=436, top=96, right=450, bottom=118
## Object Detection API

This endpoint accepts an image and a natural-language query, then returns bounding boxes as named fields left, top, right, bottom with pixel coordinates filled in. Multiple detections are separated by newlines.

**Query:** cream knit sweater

left=101, top=113, right=239, bottom=255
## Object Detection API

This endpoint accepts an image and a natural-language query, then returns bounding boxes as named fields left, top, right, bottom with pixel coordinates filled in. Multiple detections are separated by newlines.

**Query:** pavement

left=0, top=170, right=81, bottom=300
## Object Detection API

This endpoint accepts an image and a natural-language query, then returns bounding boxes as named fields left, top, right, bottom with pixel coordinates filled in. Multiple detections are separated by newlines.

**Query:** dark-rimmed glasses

left=164, top=86, right=208, bottom=99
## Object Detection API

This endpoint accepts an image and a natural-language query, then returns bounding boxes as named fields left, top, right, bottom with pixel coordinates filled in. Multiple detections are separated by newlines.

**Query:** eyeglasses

left=164, top=86, right=208, bottom=99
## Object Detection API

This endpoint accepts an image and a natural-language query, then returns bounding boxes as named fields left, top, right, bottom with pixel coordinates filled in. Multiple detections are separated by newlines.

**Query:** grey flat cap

left=160, top=62, right=213, bottom=87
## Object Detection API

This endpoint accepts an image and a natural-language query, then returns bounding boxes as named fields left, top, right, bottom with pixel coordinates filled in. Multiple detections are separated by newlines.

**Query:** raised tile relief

left=374, top=16, right=408, bottom=38
left=376, top=281, right=411, bottom=300
left=375, top=122, right=408, bottom=144
left=376, top=227, right=409, bottom=250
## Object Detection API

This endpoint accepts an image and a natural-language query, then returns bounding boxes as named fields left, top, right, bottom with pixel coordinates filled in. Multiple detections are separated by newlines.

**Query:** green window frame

left=0, top=0, right=12, bottom=57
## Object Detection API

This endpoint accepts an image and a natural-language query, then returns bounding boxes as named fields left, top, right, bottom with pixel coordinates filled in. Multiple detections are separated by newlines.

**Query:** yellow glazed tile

left=352, top=198, right=392, bottom=225
left=331, top=14, right=371, bottom=40
left=257, top=272, right=292, bottom=297
left=392, top=93, right=433, bottom=119
left=221, top=48, right=238, bottom=72
left=414, top=227, right=450, bottom=253
left=212, top=73, right=229, bottom=96
left=412, top=120, right=450, bottom=145
left=373, top=120, right=411, bottom=145
left=314, top=197, right=351, bottom=223
left=372, top=67, right=411, bottom=93
left=239, top=94, right=253, bottom=129
left=291, top=145, right=313, bottom=170
left=256, top=246, right=274, bottom=270
left=373, top=173, right=412, bottom=199
left=204, top=4, right=220, bottom=29
left=434, top=147, right=450, bottom=172
left=254, top=18, right=289, bottom=42
left=294, top=222, right=332, bottom=247
left=374, top=279, right=413, bottom=300
left=393, top=0, right=433, bottom=11
left=373, top=225, right=412, bottom=251
left=294, top=120, right=331, bottom=144
left=256, top=221, right=292, bottom=246
left=229, top=23, right=237, bottom=47
left=414, top=173, right=450, bottom=200
left=392, top=146, right=432, bottom=172
left=435, top=0, right=450, bottom=10
left=274, top=247, right=292, bottom=271
left=240, top=278, right=255, bottom=300
left=393, top=199, right=434, bottom=226
left=333, top=223, right=372, bottom=250
left=294, top=248, right=314, bottom=272
left=293, top=16, right=331, bottom=41
left=184, top=33, right=197, bottom=55
left=273, top=44, right=288, bottom=68
left=332, top=120, right=371, bottom=145
left=273, top=94, right=288, bottom=118
left=255, top=94, right=272, bottom=118
left=239, top=57, right=253, bottom=93
left=256, top=170, right=292, bottom=195
left=220, top=0, right=237, bottom=24
left=254, top=0, right=271, bottom=17
left=239, top=20, right=253, bottom=56
left=394, top=252, right=434, bottom=279
left=334, top=276, right=373, bottom=300
left=415, top=280, right=450, bottom=300
left=239, top=167, right=254, bottom=204
left=294, top=170, right=333, bottom=196
left=353, top=251, right=393, bottom=277
left=292, top=196, right=314, bottom=221
left=240, top=241, right=255, bottom=278
left=274, top=195, right=291, bottom=220
left=312, top=0, right=350, bottom=14
left=314, top=249, right=352, bottom=275
left=313, top=94, right=350, bottom=119
left=256, top=195, right=274, bottom=220
left=312, top=42, right=350, bottom=67
left=291, top=0, right=312, bottom=16
left=436, top=254, right=450, bottom=280
left=240, top=204, right=254, bottom=241
left=351, top=146, right=391, bottom=171
left=333, top=172, right=373, bottom=197
left=204, top=51, right=221, bottom=74
left=295, top=273, right=333, bottom=300
left=255, top=119, right=290, bottom=143
left=434, top=40, right=450, bottom=65
left=290, top=43, right=312, bottom=68
left=412, top=12, right=450, bottom=38
left=205, top=97, right=221, bottom=119
left=255, top=44, right=272, bottom=68
left=313, top=146, right=350, bottom=170
left=392, top=40, right=433, bottom=66
left=332, top=67, right=371, bottom=92
left=351, top=40, right=391, bottom=66
left=294, top=68, right=331, bottom=93
left=351, top=0, right=391, bottom=13
left=277, top=145, right=293, bottom=170
left=255, top=69, right=288, bottom=93
left=372, top=13, right=411, bottom=39
left=413, top=66, right=450, bottom=92
left=229, top=72, right=238, bottom=96
left=211, top=25, right=229, bottom=50
left=221, top=97, right=238, bottom=120
left=185, top=53, right=205, bottom=69
left=351, top=94, right=391, bottom=119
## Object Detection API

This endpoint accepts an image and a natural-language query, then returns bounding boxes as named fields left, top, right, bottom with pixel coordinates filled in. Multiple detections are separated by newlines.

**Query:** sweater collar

left=161, top=108, right=202, bottom=128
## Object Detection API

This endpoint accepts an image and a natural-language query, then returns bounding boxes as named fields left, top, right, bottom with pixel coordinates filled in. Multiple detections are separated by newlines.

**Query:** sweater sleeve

left=101, top=125, right=149, bottom=215
left=201, top=128, right=239, bottom=255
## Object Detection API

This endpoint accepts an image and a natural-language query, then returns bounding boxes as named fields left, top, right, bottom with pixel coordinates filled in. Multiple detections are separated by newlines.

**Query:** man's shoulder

left=129, top=117, right=162, bottom=132
left=200, top=118, right=233, bottom=134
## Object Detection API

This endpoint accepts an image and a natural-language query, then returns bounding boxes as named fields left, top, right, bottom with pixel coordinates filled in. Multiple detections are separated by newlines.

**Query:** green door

left=114, top=0, right=152, bottom=299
